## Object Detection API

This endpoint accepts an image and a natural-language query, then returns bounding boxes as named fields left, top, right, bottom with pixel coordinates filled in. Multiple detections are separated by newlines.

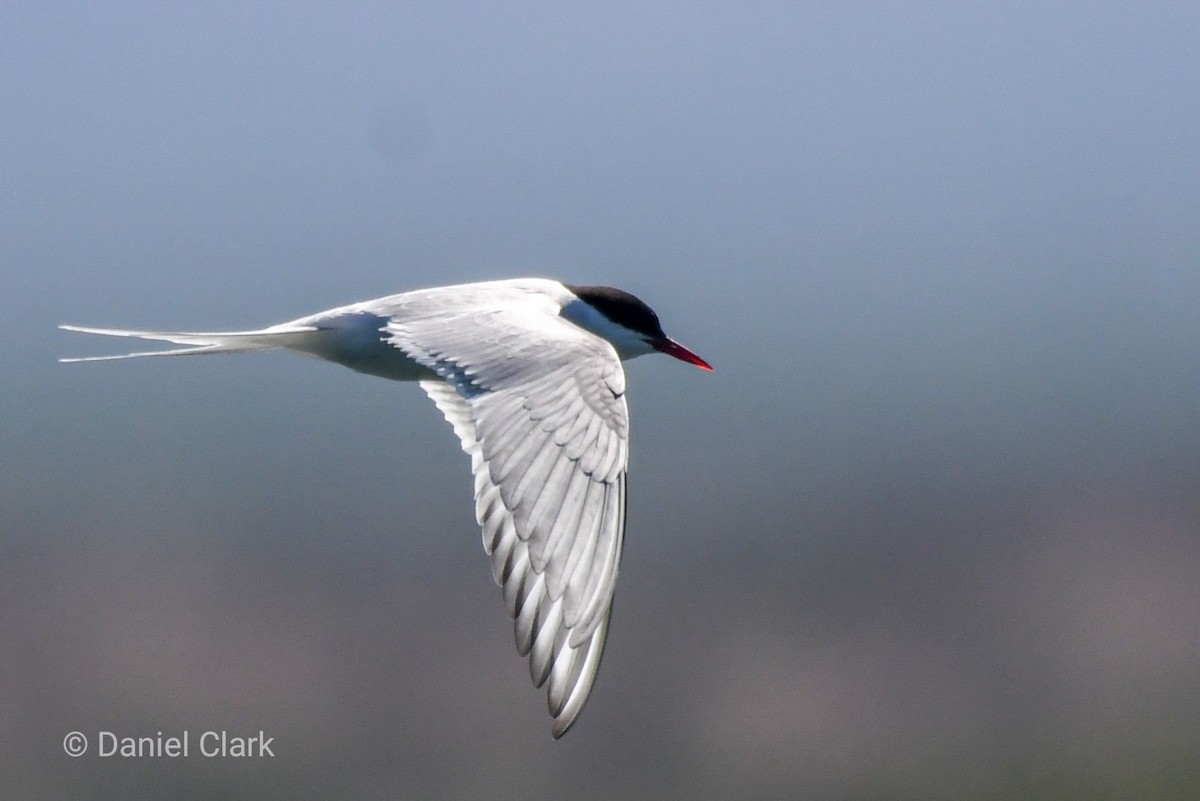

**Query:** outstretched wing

left=382, top=282, right=629, bottom=737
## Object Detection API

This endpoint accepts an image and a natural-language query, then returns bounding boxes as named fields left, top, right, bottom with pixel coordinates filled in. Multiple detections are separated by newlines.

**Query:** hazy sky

left=4, top=3, right=1200, bottom=798
left=7, top=2, right=1200, bottom=473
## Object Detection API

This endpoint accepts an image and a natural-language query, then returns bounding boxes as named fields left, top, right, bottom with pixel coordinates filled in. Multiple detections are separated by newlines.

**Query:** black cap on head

left=565, top=284, right=667, bottom=340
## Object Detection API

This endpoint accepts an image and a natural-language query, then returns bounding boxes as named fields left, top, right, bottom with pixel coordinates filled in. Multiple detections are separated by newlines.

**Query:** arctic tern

left=61, top=277, right=712, bottom=737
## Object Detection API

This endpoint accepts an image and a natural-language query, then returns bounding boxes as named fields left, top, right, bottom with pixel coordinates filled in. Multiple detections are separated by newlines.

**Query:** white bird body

left=61, top=277, right=711, bottom=737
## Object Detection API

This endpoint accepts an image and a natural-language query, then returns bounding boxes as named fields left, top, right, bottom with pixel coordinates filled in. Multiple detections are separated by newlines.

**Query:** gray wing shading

left=384, top=283, right=629, bottom=737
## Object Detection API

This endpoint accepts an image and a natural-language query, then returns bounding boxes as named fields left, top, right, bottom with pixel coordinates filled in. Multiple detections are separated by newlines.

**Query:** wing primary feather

left=491, top=524, right=518, bottom=586
left=502, top=547, right=532, bottom=617
left=520, top=454, right=579, bottom=575
left=529, top=600, right=565, bottom=687
left=546, top=640, right=578, bottom=717
left=551, top=608, right=612, bottom=738
left=556, top=478, right=607, bottom=630
left=541, top=467, right=594, bottom=605
left=478, top=486, right=508, bottom=555
left=514, top=573, right=545, bottom=656
left=572, top=479, right=624, bottom=644
left=557, top=484, right=604, bottom=624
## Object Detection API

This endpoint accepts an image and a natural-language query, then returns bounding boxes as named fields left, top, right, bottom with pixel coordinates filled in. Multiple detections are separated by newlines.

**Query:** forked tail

left=58, top=323, right=320, bottom=363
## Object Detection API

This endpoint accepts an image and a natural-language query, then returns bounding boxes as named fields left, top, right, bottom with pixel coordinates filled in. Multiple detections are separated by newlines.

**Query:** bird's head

left=562, top=284, right=713, bottom=370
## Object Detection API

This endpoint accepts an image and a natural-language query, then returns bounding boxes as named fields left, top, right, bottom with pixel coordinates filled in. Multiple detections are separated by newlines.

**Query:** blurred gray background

left=4, top=2, right=1199, bottom=799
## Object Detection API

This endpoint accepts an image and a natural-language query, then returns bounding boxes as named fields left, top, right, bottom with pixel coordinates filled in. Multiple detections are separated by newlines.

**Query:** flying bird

left=60, top=278, right=712, bottom=737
